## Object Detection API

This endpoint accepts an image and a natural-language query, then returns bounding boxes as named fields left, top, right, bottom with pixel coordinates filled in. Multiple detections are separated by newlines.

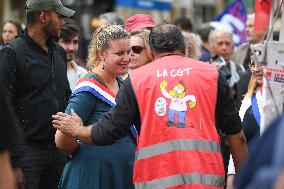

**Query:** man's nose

left=221, top=44, right=227, bottom=50
left=67, top=44, right=75, bottom=51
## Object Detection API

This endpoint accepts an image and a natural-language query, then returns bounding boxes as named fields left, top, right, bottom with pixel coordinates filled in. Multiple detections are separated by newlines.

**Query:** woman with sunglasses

left=55, top=25, right=135, bottom=189
left=128, top=29, right=154, bottom=70
left=227, top=59, right=264, bottom=189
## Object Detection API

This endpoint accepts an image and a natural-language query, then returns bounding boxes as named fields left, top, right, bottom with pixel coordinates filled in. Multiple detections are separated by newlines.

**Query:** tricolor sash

left=252, top=94, right=261, bottom=127
left=72, top=78, right=138, bottom=140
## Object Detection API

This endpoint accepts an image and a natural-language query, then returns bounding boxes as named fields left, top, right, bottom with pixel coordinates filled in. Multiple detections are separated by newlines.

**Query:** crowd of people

left=0, top=0, right=283, bottom=189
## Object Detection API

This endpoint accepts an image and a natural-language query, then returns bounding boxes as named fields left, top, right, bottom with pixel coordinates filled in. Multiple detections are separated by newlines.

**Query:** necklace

left=92, top=72, right=108, bottom=88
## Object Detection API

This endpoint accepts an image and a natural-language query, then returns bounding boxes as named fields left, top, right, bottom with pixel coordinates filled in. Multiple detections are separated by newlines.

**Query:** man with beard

left=57, top=18, right=87, bottom=92
left=0, top=0, right=74, bottom=188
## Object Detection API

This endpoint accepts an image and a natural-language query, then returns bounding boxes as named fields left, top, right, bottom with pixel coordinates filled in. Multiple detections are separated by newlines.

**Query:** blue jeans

left=168, top=109, right=186, bottom=124
left=10, top=144, right=67, bottom=189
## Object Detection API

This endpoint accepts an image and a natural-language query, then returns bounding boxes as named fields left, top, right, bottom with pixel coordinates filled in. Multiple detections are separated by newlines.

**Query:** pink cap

left=125, top=14, right=155, bottom=31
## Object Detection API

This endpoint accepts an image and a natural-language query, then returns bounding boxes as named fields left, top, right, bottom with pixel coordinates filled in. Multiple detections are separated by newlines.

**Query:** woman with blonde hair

left=182, top=31, right=202, bottom=60
left=55, top=25, right=135, bottom=189
left=227, top=58, right=264, bottom=189
left=239, top=59, right=264, bottom=143
left=128, top=29, right=154, bottom=70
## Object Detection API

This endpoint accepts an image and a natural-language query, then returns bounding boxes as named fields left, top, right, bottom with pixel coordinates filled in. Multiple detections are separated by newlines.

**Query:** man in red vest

left=53, top=23, right=248, bottom=189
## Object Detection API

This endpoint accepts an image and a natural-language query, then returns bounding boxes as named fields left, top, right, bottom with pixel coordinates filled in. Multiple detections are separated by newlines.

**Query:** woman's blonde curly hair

left=86, top=25, right=129, bottom=70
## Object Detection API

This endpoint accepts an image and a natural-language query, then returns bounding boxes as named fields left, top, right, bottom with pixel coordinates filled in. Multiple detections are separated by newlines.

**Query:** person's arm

left=55, top=92, right=98, bottom=154
left=91, top=78, right=140, bottom=145
left=226, top=131, right=247, bottom=173
left=53, top=111, right=93, bottom=143
left=0, top=82, right=23, bottom=189
left=0, top=151, right=15, bottom=189
left=53, top=78, right=141, bottom=145
left=226, top=175, right=235, bottom=189
left=55, top=130, right=79, bottom=155
left=216, top=72, right=248, bottom=173
left=226, top=154, right=236, bottom=189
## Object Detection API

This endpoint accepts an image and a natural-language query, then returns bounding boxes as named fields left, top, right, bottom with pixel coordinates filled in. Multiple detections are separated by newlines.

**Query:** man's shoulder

left=71, top=61, right=88, bottom=74
left=235, top=43, right=250, bottom=54
left=0, top=44, right=15, bottom=54
left=0, top=40, right=21, bottom=58
left=52, top=40, right=65, bottom=52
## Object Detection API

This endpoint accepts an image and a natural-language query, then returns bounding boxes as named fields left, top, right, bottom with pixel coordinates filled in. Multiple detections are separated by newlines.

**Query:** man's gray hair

left=99, top=12, right=124, bottom=25
left=208, top=29, right=233, bottom=45
left=247, top=13, right=255, bottom=21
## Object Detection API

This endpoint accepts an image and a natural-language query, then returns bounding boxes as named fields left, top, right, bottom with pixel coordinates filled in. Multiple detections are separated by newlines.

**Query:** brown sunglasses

left=131, top=46, right=145, bottom=54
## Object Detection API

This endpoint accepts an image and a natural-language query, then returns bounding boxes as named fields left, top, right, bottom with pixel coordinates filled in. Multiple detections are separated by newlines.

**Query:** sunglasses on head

left=131, top=46, right=145, bottom=54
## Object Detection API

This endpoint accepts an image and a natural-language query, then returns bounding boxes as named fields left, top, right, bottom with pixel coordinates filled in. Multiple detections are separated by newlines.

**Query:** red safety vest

left=129, top=55, right=225, bottom=189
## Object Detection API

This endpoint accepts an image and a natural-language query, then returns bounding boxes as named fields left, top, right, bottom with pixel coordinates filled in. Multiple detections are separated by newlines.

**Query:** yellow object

left=176, top=84, right=185, bottom=92
left=169, top=89, right=177, bottom=97
left=189, top=101, right=196, bottom=108
left=160, top=80, right=168, bottom=89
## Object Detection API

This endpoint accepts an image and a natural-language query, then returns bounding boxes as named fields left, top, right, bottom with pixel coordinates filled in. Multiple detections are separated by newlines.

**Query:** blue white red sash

left=72, top=78, right=138, bottom=140
left=252, top=94, right=261, bottom=127
left=72, top=78, right=116, bottom=106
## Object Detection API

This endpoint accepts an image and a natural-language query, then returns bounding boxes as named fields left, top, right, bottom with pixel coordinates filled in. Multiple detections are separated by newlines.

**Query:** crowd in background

left=1, top=0, right=284, bottom=189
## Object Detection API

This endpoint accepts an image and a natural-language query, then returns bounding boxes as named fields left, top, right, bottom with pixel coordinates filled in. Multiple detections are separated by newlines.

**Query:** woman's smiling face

left=103, top=38, right=131, bottom=76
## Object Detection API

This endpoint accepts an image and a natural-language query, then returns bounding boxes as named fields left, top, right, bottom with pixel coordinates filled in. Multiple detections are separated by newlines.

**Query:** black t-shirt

left=0, top=88, right=21, bottom=152
left=91, top=72, right=243, bottom=145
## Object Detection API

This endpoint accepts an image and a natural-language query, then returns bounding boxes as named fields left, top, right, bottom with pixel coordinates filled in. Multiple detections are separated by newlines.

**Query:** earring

left=102, top=64, right=104, bottom=70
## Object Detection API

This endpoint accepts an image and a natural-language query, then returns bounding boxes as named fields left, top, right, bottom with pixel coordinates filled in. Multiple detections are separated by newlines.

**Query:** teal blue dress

left=58, top=74, right=136, bottom=189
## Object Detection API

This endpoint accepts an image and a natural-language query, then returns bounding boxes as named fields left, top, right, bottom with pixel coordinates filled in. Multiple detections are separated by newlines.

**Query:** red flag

left=254, top=0, right=271, bottom=32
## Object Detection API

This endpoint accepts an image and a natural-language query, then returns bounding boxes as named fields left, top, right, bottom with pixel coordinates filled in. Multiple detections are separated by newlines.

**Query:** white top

left=67, top=60, right=88, bottom=92
left=228, top=89, right=263, bottom=175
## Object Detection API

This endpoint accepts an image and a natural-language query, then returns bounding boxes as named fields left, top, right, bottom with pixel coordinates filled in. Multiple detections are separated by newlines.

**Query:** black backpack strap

left=9, top=37, right=26, bottom=81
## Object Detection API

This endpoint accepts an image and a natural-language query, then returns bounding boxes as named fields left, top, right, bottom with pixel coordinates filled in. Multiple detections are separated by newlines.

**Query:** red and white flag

left=254, top=0, right=271, bottom=32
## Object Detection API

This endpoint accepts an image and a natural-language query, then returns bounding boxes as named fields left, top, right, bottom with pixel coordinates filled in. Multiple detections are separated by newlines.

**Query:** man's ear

left=231, top=43, right=234, bottom=52
left=39, top=12, right=48, bottom=23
